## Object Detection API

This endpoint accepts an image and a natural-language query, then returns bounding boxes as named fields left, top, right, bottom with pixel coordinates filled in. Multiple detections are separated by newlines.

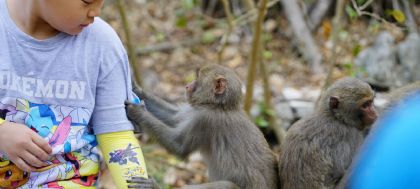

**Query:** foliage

left=254, top=101, right=276, bottom=128
left=345, top=5, right=358, bottom=20
left=385, top=9, right=406, bottom=24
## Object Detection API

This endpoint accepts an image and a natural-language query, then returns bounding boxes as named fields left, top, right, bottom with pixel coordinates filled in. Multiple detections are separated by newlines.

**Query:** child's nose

left=88, top=8, right=101, bottom=18
left=88, top=1, right=103, bottom=18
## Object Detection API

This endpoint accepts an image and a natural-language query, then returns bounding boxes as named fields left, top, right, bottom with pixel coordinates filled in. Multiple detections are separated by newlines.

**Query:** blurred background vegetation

left=98, top=0, right=420, bottom=188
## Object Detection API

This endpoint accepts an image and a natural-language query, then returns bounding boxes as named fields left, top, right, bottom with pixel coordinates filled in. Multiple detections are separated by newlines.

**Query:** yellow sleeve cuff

left=97, top=131, right=148, bottom=189
left=0, top=118, right=5, bottom=125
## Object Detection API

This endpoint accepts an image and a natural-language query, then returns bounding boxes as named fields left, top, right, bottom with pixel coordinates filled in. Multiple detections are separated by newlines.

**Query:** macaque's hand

left=132, top=85, right=144, bottom=99
left=0, top=121, right=51, bottom=172
left=127, top=176, right=160, bottom=189
left=125, top=100, right=147, bottom=119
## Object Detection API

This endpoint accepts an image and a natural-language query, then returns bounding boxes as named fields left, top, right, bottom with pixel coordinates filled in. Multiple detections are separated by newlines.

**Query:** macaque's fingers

left=127, top=183, right=154, bottom=189
left=127, top=177, right=154, bottom=183
left=125, top=100, right=135, bottom=106
left=125, top=100, right=145, bottom=108
left=133, top=85, right=144, bottom=96
left=127, top=177, right=158, bottom=189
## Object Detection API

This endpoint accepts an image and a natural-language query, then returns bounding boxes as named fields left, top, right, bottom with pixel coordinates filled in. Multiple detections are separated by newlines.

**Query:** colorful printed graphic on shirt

left=0, top=160, right=29, bottom=188
left=0, top=98, right=99, bottom=189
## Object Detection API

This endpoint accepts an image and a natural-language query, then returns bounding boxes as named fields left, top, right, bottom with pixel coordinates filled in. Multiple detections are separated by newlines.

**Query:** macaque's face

left=327, top=77, right=378, bottom=128
left=359, top=98, right=377, bottom=126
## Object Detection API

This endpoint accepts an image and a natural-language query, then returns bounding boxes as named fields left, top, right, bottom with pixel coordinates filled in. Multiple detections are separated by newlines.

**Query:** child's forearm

left=97, top=131, right=148, bottom=189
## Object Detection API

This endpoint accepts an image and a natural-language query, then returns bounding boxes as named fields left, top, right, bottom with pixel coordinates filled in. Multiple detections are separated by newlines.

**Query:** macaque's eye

left=362, top=100, right=372, bottom=108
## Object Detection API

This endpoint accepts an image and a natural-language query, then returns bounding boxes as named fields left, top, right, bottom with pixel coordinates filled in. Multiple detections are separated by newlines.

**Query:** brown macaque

left=278, top=77, right=377, bottom=189
left=125, top=64, right=279, bottom=189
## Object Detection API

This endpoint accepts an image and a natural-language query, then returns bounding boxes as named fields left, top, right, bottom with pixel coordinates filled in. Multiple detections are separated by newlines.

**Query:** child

left=0, top=0, right=151, bottom=188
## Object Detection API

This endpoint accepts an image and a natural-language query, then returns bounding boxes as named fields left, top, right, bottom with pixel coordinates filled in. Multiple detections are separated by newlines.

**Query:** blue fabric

left=350, top=91, right=420, bottom=189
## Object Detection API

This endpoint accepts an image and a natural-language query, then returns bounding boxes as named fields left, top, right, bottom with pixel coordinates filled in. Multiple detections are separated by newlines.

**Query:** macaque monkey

left=336, top=81, right=420, bottom=189
left=279, top=77, right=377, bottom=189
left=126, top=64, right=279, bottom=189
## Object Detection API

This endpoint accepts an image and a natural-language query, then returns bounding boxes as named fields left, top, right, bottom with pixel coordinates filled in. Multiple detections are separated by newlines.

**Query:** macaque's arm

left=133, top=87, right=179, bottom=121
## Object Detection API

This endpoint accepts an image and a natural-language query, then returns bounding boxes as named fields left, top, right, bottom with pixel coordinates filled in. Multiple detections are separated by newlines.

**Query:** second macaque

left=126, top=64, right=278, bottom=189
left=279, top=77, right=377, bottom=189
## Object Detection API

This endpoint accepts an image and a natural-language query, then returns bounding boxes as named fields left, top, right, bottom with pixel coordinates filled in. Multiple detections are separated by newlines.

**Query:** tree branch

left=244, top=0, right=269, bottom=115
left=115, top=0, right=142, bottom=85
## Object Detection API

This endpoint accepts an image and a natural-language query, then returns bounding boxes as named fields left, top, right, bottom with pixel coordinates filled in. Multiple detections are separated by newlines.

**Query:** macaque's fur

left=279, top=77, right=377, bottom=189
left=383, top=80, right=420, bottom=112
left=126, top=64, right=278, bottom=189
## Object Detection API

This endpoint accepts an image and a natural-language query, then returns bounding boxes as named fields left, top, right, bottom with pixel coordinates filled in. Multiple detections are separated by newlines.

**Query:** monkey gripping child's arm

left=97, top=130, right=150, bottom=189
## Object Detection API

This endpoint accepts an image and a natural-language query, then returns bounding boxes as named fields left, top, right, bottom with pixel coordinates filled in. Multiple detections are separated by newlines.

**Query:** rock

left=355, top=31, right=399, bottom=88
left=289, top=100, right=315, bottom=119
left=397, top=33, right=420, bottom=83
left=273, top=101, right=294, bottom=122
left=282, top=87, right=303, bottom=100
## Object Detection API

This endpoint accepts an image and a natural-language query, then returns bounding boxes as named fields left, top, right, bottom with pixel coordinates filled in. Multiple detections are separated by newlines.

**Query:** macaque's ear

left=214, top=76, right=227, bottom=95
left=329, top=96, right=339, bottom=109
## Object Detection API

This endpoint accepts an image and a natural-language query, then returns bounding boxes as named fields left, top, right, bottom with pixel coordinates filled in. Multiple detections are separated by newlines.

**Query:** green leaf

left=176, top=16, right=187, bottom=28
left=202, top=32, right=216, bottom=44
left=345, top=5, right=358, bottom=20
left=392, top=10, right=405, bottom=23
left=352, top=44, right=362, bottom=56
left=356, top=0, right=367, bottom=5
left=255, top=117, right=269, bottom=128
left=182, top=0, right=195, bottom=9
left=155, top=32, right=165, bottom=42
left=265, top=108, right=276, bottom=116
left=262, top=33, right=273, bottom=43
left=387, top=10, right=406, bottom=23
left=263, top=50, right=273, bottom=60
left=343, top=62, right=353, bottom=70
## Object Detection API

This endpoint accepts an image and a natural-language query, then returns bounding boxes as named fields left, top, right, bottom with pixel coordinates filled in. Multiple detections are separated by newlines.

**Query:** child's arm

left=97, top=131, right=153, bottom=189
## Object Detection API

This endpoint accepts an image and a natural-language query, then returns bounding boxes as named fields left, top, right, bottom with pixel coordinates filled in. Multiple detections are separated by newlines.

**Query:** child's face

left=38, top=0, right=104, bottom=35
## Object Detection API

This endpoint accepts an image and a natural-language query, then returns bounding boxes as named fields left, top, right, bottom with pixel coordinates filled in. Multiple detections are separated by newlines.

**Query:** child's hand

left=0, top=121, right=51, bottom=172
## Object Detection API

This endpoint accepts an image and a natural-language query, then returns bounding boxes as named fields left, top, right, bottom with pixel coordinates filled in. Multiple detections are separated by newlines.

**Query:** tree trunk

left=308, top=0, right=333, bottom=32
left=281, top=0, right=323, bottom=73
left=115, top=0, right=142, bottom=86
left=244, top=0, right=269, bottom=115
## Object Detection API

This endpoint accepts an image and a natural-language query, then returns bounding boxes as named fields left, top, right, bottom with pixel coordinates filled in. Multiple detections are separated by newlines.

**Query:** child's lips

left=80, top=24, right=89, bottom=28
